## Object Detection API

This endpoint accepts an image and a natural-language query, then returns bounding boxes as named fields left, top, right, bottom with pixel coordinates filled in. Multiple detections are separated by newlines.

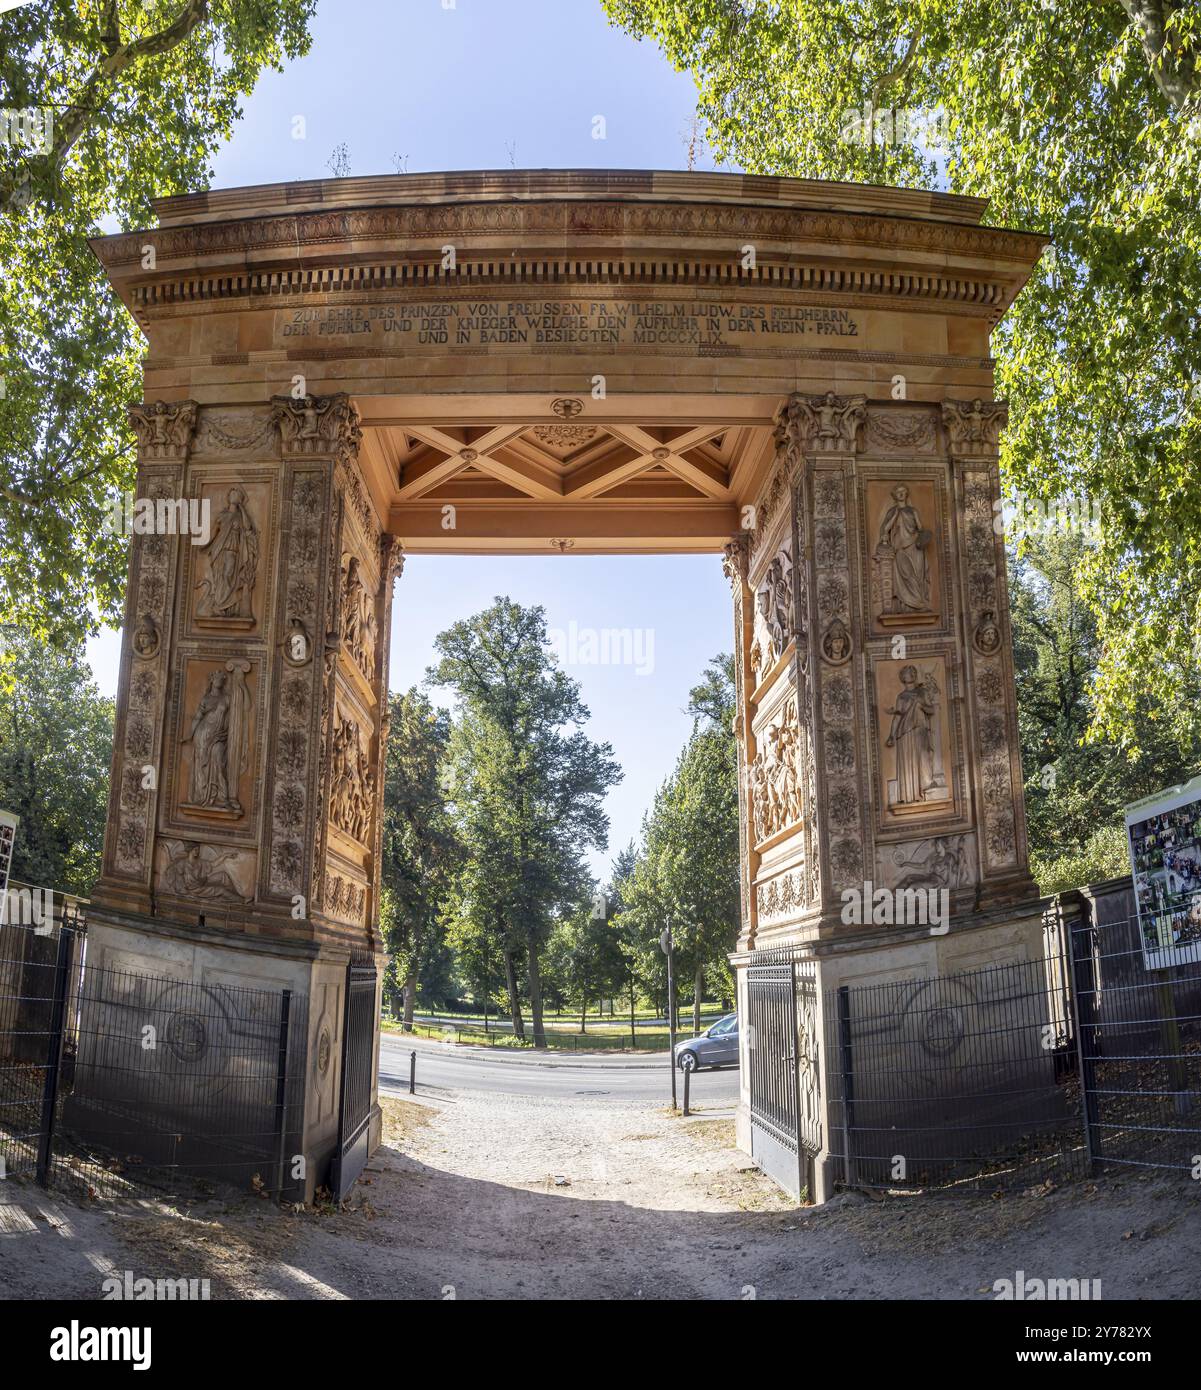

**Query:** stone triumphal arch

left=89, top=170, right=1045, bottom=1200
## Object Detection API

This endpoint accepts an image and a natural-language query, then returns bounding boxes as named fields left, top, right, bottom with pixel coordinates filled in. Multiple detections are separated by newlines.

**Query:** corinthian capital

left=942, top=398, right=1008, bottom=455
left=271, top=392, right=362, bottom=462
left=722, top=533, right=749, bottom=590
left=129, top=400, right=198, bottom=460
left=777, top=391, right=867, bottom=457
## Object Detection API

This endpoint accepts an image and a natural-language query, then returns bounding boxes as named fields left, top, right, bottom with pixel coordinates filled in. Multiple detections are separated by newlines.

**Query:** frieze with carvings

left=157, top=839, right=253, bottom=904
left=865, top=408, right=937, bottom=453
left=330, top=708, right=375, bottom=845
left=756, top=868, right=806, bottom=926
left=272, top=393, right=362, bottom=464
left=874, top=833, right=977, bottom=892
left=751, top=697, right=802, bottom=845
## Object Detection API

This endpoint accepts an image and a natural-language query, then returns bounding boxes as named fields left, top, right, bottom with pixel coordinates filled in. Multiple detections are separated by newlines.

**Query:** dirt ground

left=2, top=1091, right=1199, bottom=1301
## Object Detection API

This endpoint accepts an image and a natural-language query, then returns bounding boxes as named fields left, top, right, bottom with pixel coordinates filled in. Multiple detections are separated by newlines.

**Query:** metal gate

left=746, top=951, right=821, bottom=1199
left=331, top=956, right=378, bottom=1202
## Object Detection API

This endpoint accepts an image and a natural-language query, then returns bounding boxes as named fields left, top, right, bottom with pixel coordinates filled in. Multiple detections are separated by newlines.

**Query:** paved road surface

left=379, top=1032, right=740, bottom=1105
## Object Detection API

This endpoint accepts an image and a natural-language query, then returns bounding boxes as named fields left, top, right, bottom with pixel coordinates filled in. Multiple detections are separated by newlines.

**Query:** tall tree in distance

left=0, top=629, right=113, bottom=893
left=379, top=687, right=459, bottom=1030
left=618, top=653, right=740, bottom=1033
left=430, top=599, right=621, bottom=1048
left=603, top=0, right=1201, bottom=748
left=0, top=1, right=316, bottom=646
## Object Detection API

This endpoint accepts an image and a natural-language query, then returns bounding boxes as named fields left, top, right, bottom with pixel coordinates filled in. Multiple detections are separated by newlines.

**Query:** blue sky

left=85, top=0, right=737, bottom=880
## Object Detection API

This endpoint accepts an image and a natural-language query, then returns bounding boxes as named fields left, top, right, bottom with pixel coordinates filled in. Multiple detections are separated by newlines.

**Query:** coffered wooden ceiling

left=365, top=418, right=774, bottom=554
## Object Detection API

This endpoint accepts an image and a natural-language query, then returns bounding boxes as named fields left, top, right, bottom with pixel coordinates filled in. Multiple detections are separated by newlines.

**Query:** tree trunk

left=503, top=948, right=525, bottom=1039
left=580, top=995, right=586, bottom=1034
left=528, top=946, right=548, bottom=1049
left=694, top=962, right=704, bottom=1034
left=403, top=969, right=417, bottom=1032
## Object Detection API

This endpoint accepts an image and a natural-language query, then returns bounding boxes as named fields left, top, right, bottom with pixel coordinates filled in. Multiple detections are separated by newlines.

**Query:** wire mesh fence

left=0, top=905, right=308, bottom=1204
left=1072, top=911, right=1201, bottom=1174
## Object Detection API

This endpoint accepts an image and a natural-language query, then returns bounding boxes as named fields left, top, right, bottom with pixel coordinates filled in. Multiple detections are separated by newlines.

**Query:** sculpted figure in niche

left=182, top=660, right=252, bottom=814
left=196, top=486, right=259, bottom=622
left=341, top=555, right=378, bottom=680
left=875, top=485, right=932, bottom=615
left=886, top=664, right=946, bottom=807
left=161, top=841, right=250, bottom=903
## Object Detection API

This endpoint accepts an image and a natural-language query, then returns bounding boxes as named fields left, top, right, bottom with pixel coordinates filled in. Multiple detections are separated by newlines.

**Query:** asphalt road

left=379, top=1032, right=740, bottom=1105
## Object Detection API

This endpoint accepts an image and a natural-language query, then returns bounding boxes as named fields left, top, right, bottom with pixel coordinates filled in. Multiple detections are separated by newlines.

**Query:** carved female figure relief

left=196, top=486, right=259, bottom=624
left=875, top=485, right=932, bottom=616
left=885, top=663, right=946, bottom=808
left=182, top=660, right=252, bottom=815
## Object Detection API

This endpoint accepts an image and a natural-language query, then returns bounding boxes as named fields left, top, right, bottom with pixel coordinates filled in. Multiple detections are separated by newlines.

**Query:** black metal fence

left=0, top=906, right=309, bottom=1203
left=824, top=945, right=1085, bottom=1193
left=1072, top=912, right=1201, bottom=1173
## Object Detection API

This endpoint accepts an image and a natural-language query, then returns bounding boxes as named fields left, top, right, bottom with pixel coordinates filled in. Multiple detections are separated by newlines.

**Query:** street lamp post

left=660, top=923, right=676, bottom=1110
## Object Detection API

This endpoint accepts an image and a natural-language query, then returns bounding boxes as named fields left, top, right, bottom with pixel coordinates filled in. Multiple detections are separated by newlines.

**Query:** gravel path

left=2, top=1091, right=1200, bottom=1300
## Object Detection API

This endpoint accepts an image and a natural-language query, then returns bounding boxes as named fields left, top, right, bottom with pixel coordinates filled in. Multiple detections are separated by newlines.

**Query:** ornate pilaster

left=782, top=394, right=871, bottom=918
left=100, top=402, right=198, bottom=903
left=943, top=400, right=1035, bottom=898
left=723, top=534, right=757, bottom=949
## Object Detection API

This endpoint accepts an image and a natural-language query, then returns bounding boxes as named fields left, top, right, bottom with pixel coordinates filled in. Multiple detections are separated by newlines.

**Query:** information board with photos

left=1126, top=775, right=1201, bottom=970
left=0, top=809, right=17, bottom=924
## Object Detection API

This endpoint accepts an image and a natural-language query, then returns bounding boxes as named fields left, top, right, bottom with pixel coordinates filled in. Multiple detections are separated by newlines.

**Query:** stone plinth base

left=70, top=909, right=382, bottom=1203
left=734, top=900, right=1052, bottom=1204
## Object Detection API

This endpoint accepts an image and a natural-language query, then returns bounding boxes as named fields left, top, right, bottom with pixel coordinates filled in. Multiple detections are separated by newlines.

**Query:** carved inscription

left=275, top=300, right=862, bottom=352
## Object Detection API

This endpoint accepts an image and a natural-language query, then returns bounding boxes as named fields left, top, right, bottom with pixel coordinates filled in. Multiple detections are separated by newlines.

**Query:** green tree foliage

left=379, top=687, right=460, bottom=1028
left=602, top=0, right=1201, bottom=747
left=430, top=599, right=621, bottom=1047
left=0, top=1, right=315, bottom=646
left=617, top=653, right=740, bottom=1031
left=0, top=629, right=113, bottom=893
left=545, top=902, right=628, bottom=1030
left=1011, top=529, right=1201, bottom=891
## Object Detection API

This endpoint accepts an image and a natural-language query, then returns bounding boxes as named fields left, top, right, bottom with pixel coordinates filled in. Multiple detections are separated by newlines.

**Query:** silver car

left=674, top=1012, right=739, bottom=1072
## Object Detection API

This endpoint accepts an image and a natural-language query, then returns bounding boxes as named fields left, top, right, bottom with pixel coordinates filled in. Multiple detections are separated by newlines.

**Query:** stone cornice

left=150, top=169, right=993, bottom=227
left=91, top=198, right=1047, bottom=322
